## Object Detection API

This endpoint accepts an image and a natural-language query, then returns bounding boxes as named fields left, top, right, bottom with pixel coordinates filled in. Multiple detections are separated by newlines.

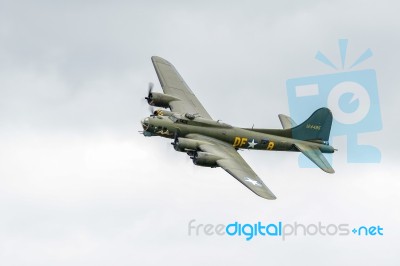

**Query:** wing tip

left=324, top=168, right=335, bottom=174
left=257, top=191, right=277, bottom=200
left=262, top=195, right=277, bottom=200
left=151, top=56, right=172, bottom=66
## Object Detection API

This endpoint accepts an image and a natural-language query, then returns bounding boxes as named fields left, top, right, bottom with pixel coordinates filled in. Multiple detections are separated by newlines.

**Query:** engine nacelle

left=173, top=137, right=203, bottom=152
left=146, top=92, right=180, bottom=108
left=153, top=109, right=175, bottom=117
left=191, top=151, right=221, bottom=168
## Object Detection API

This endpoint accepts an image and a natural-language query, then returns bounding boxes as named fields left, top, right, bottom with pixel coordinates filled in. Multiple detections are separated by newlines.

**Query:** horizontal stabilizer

left=278, top=114, right=297, bottom=129
left=295, top=143, right=335, bottom=173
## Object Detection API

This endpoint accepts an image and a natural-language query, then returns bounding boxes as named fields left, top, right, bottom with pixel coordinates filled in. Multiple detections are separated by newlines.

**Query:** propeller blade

left=145, top=82, right=154, bottom=102
left=149, top=105, right=155, bottom=116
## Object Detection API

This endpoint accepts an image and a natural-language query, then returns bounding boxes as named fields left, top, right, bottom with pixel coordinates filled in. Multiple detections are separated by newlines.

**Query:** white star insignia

left=248, top=139, right=257, bottom=148
left=244, top=177, right=262, bottom=187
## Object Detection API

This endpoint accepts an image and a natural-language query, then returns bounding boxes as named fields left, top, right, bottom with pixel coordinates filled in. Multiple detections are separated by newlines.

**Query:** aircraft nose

left=141, top=117, right=150, bottom=130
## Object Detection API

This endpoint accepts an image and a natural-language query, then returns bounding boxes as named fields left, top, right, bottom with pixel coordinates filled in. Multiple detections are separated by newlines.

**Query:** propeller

left=145, top=82, right=154, bottom=105
left=189, top=150, right=197, bottom=160
left=171, top=131, right=179, bottom=146
left=144, top=82, right=157, bottom=116
left=149, top=105, right=155, bottom=116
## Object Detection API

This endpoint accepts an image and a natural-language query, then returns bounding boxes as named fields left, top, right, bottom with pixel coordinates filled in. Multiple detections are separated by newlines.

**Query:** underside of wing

left=151, top=56, right=212, bottom=119
left=295, top=143, right=335, bottom=173
left=186, top=134, right=277, bottom=200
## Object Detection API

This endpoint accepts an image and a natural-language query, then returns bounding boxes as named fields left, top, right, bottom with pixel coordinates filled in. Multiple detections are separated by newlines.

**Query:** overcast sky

left=0, top=1, right=399, bottom=265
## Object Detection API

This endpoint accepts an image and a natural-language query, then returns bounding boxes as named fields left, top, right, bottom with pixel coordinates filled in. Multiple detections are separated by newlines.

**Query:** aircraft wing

left=187, top=134, right=277, bottom=200
left=151, top=56, right=212, bottom=119
left=295, top=143, right=335, bottom=173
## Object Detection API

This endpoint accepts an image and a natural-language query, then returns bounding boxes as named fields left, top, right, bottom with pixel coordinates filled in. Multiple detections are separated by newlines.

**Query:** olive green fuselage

left=141, top=115, right=334, bottom=154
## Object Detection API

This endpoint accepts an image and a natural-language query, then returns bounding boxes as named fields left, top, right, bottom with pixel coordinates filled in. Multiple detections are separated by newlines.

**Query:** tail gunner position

left=140, top=56, right=336, bottom=200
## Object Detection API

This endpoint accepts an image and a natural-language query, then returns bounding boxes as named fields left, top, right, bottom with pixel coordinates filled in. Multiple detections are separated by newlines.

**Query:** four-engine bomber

left=140, top=56, right=336, bottom=200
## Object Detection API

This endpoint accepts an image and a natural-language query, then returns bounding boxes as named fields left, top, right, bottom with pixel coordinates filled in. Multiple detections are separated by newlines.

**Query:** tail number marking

left=306, top=124, right=321, bottom=130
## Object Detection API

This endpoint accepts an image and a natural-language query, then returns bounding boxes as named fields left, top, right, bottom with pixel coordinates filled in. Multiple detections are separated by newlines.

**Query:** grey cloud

left=0, top=1, right=399, bottom=265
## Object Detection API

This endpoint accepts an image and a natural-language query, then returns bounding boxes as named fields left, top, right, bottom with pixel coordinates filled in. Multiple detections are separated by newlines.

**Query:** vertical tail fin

left=291, top=108, right=333, bottom=142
